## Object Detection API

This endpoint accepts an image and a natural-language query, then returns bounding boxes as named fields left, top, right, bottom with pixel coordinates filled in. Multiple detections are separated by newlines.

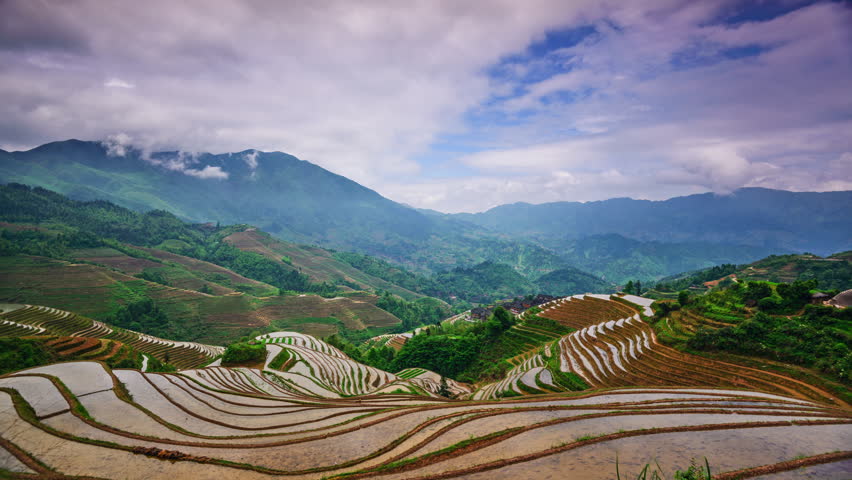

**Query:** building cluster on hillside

left=470, top=294, right=559, bottom=320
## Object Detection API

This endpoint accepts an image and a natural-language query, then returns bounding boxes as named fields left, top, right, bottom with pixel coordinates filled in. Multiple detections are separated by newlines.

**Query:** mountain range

left=2, top=139, right=850, bottom=284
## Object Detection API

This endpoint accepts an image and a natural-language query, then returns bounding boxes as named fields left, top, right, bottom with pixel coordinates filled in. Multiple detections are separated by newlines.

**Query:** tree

left=492, top=306, right=514, bottom=330
left=744, top=281, right=772, bottom=302
left=221, top=342, right=266, bottom=365
left=624, top=280, right=635, bottom=294
left=437, top=376, right=451, bottom=398
left=678, top=290, right=690, bottom=307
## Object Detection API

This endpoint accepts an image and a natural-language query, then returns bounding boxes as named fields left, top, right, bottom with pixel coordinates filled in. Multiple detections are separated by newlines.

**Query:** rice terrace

left=2, top=0, right=852, bottom=478
left=1, top=289, right=850, bottom=479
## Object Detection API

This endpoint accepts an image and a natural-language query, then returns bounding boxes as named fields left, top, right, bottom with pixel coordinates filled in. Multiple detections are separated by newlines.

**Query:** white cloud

left=184, top=165, right=228, bottom=179
left=102, top=132, right=133, bottom=157
left=1, top=1, right=850, bottom=212
left=243, top=150, right=258, bottom=170
left=0, top=0, right=597, bottom=190
left=104, top=77, right=134, bottom=88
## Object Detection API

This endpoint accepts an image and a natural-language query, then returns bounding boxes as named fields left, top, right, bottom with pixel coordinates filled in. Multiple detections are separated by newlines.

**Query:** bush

left=0, top=338, right=52, bottom=375
left=687, top=306, right=852, bottom=381
left=390, top=334, right=478, bottom=378
left=221, top=342, right=267, bottom=365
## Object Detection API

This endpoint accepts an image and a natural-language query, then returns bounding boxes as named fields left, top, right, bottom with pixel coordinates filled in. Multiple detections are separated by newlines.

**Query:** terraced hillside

left=224, top=229, right=423, bottom=300
left=2, top=295, right=850, bottom=478
left=254, top=332, right=469, bottom=398
left=1, top=358, right=850, bottom=479
left=0, top=255, right=401, bottom=343
left=71, top=245, right=278, bottom=297
left=0, top=305, right=222, bottom=369
left=467, top=294, right=848, bottom=408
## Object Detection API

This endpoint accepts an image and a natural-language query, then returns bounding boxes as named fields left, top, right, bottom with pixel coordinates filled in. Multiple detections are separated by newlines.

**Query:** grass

left=616, top=456, right=712, bottom=480
left=397, top=368, right=426, bottom=379
left=267, top=349, right=291, bottom=370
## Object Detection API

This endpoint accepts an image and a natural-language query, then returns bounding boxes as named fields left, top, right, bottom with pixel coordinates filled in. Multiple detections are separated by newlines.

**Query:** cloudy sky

left=1, top=0, right=850, bottom=212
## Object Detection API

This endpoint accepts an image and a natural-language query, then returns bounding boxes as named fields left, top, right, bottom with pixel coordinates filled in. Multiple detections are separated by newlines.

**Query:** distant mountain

left=428, top=261, right=537, bottom=304
left=555, top=233, right=779, bottom=284
left=535, top=266, right=615, bottom=296
left=0, top=140, right=566, bottom=276
left=454, top=189, right=852, bottom=256
left=3, top=139, right=849, bottom=284
left=0, top=139, right=433, bottom=257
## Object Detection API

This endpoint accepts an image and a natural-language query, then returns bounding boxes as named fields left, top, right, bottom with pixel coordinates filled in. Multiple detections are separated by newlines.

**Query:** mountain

left=535, top=265, right=615, bottom=295
left=652, top=251, right=852, bottom=295
left=556, top=233, right=779, bottom=284
left=454, top=188, right=852, bottom=256
left=428, top=261, right=537, bottom=304
left=0, top=140, right=572, bottom=277
left=0, top=139, right=434, bottom=257
left=4, top=139, right=850, bottom=283
left=0, top=184, right=418, bottom=342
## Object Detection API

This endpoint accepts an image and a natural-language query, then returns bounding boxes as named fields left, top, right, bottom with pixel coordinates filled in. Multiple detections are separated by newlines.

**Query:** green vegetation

left=107, top=298, right=175, bottom=339
left=429, top=261, right=536, bottom=304
left=267, top=348, right=291, bottom=370
left=737, top=253, right=852, bottom=289
left=654, top=252, right=852, bottom=294
left=0, top=184, right=417, bottom=343
left=535, top=266, right=614, bottom=296
left=0, top=184, right=336, bottom=296
left=652, top=278, right=851, bottom=391
left=543, top=347, right=589, bottom=391
left=380, top=306, right=568, bottom=383
left=333, top=251, right=433, bottom=294
left=390, top=334, right=480, bottom=378
left=0, top=338, right=52, bottom=375
left=221, top=341, right=267, bottom=365
left=689, top=306, right=851, bottom=381
left=655, top=263, right=739, bottom=292
left=375, top=293, right=451, bottom=330
left=551, top=233, right=776, bottom=285
left=0, top=336, right=176, bottom=374
left=617, top=457, right=711, bottom=480
left=622, top=279, right=644, bottom=295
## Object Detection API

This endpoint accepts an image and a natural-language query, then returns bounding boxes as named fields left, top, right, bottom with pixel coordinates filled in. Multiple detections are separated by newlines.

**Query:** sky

left=1, top=0, right=850, bottom=213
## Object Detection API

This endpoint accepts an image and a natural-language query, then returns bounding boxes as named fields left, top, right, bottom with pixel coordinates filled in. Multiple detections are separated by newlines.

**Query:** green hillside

left=0, top=255, right=400, bottom=344
left=0, top=141, right=573, bottom=277
left=552, top=233, right=779, bottom=284
left=0, top=184, right=424, bottom=343
left=428, top=261, right=536, bottom=304
left=6, top=140, right=845, bottom=285
left=221, top=228, right=423, bottom=300
left=535, top=266, right=615, bottom=295
left=650, top=279, right=851, bottom=403
left=653, top=252, right=852, bottom=294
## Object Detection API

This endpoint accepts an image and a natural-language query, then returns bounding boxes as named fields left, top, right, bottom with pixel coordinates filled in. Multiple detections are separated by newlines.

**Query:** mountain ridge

left=3, top=139, right=849, bottom=282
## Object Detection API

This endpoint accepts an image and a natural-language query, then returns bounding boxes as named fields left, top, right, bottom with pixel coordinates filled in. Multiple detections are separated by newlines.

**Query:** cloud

left=102, top=137, right=227, bottom=180
left=104, top=78, right=134, bottom=88
left=1, top=1, right=850, bottom=211
left=403, top=1, right=851, bottom=211
left=102, top=132, right=133, bottom=157
left=184, top=165, right=228, bottom=180
left=0, top=0, right=594, bottom=190
left=243, top=150, right=258, bottom=170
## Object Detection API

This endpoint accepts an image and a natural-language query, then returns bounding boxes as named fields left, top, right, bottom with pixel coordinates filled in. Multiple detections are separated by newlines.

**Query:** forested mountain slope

left=6, top=140, right=848, bottom=284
